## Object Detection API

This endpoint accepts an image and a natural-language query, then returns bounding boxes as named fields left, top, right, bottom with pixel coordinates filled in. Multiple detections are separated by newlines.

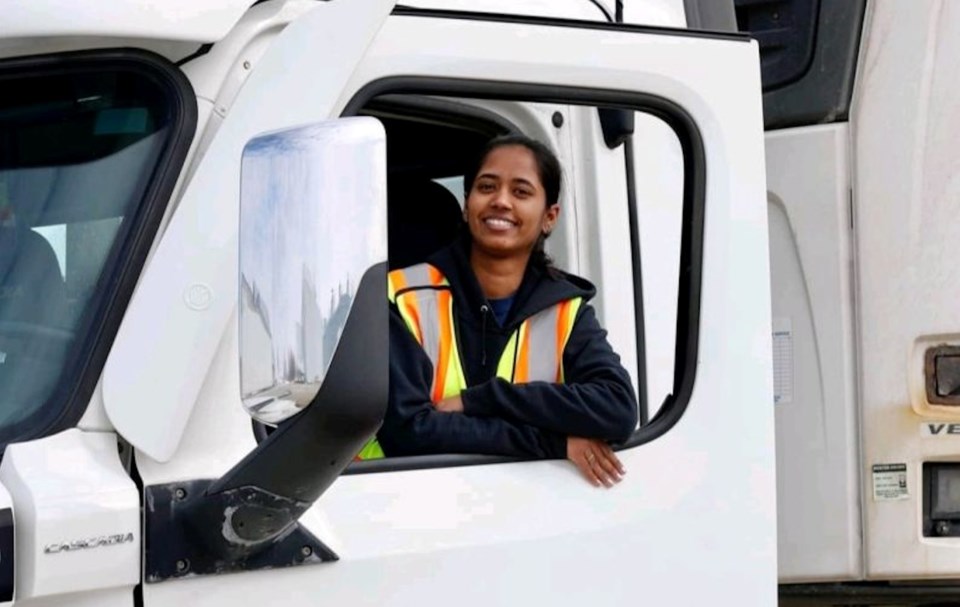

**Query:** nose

left=490, top=186, right=512, bottom=209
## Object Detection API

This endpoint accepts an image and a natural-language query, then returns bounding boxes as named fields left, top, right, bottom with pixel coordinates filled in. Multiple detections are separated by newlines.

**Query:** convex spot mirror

left=239, top=117, right=387, bottom=424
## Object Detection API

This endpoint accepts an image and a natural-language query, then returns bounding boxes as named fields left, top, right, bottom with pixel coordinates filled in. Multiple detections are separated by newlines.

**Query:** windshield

left=0, top=60, right=182, bottom=442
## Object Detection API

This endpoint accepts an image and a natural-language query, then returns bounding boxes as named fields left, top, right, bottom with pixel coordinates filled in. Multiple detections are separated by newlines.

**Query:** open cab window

left=325, top=91, right=692, bottom=472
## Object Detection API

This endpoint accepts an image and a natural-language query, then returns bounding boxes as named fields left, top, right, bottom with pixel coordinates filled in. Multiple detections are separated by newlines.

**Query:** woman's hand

left=434, top=395, right=464, bottom=413
left=567, top=436, right=625, bottom=487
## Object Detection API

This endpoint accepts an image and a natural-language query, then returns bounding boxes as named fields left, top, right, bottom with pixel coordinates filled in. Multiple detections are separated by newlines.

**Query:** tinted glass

left=0, top=66, right=173, bottom=439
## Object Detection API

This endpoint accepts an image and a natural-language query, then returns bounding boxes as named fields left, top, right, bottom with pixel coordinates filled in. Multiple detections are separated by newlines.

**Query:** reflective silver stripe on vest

left=400, top=263, right=434, bottom=292
left=409, top=290, right=441, bottom=367
left=395, top=263, right=442, bottom=367
left=526, top=305, right=561, bottom=382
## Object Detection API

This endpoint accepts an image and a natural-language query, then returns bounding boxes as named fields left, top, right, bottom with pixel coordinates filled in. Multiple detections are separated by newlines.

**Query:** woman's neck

left=470, top=247, right=530, bottom=299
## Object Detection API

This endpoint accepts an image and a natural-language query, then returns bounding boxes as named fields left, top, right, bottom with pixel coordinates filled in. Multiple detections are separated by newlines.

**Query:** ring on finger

left=586, top=452, right=596, bottom=463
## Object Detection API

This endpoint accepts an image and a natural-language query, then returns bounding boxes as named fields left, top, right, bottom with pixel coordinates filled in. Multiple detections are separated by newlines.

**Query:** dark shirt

left=487, top=294, right=515, bottom=327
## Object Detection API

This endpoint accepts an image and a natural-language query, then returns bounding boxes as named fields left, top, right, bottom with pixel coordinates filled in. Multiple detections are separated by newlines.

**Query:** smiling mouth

left=482, top=217, right=518, bottom=231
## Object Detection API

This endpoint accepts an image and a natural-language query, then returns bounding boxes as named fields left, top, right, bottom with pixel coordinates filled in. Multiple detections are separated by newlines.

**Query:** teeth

left=485, top=218, right=515, bottom=229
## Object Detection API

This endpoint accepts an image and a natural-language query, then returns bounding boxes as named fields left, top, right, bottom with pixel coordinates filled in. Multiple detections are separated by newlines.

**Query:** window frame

left=0, top=49, right=197, bottom=448
left=340, top=77, right=706, bottom=475
left=364, top=94, right=521, bottom=138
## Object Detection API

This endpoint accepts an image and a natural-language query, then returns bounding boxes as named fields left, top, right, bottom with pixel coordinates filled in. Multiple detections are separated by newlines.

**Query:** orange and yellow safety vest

left=355, top=263, right=583, bottom=460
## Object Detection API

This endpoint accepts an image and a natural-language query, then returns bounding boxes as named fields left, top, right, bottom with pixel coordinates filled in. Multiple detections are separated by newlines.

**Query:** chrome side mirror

left=141, top=118, right=388, bottom=583
left=239, top=117, right=387, bottom=423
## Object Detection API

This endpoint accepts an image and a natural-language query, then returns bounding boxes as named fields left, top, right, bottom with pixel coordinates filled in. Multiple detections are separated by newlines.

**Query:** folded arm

left=460, top=304, right=638, bottom=441
left=378, top=309, right=567, bottom=459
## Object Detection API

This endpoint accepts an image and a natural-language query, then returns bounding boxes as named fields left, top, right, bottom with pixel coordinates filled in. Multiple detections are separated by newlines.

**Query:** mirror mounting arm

left=143, top=263, right=388, bottom=582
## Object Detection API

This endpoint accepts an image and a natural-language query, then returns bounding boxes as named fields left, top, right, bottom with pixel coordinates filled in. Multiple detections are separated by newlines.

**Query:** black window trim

left=0, top=48, right=197, bottom=449
left=340, top=76, right=706, bottom=475
left=622, top=137, right=650, bottom=427
left=391, top=5, right=752, bottom=43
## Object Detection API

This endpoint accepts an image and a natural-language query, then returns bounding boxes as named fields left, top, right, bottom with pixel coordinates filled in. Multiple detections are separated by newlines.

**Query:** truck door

left=112, top=4, right=773, bottom=605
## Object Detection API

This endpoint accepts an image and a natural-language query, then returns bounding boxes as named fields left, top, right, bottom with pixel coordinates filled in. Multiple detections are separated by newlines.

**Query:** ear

left=542, top=204, right=560, bottom=234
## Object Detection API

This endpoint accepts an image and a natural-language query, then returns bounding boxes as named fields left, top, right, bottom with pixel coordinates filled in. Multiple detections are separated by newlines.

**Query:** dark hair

left=463, top=134, right=563, bottom=273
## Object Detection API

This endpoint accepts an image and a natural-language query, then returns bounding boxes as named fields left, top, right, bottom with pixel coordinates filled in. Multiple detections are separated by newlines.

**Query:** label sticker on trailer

left=772, top=317, right=793, bottom=405
left=872, top=464, right=908, bottom=501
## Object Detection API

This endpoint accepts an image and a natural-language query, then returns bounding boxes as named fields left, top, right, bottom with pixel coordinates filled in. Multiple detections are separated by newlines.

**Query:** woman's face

left=465, top=145, right=559, bottom=260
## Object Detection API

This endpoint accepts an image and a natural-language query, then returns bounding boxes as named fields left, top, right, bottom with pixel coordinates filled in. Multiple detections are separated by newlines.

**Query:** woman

left=376, top=134, right=638, bottom=487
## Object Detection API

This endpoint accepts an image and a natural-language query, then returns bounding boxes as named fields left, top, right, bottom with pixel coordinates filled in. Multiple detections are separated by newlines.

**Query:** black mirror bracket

left=143, top=479, right=337, bottom=582
left=142, top=263, right=388, bottom=582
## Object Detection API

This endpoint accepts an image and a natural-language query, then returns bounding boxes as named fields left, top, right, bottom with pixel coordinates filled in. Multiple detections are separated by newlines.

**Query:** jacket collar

left=426, top=234, right=596, bottom=329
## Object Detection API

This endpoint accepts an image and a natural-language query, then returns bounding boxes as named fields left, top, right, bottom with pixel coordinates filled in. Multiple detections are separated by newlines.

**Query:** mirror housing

left=240, top=118, right=387, bottom=423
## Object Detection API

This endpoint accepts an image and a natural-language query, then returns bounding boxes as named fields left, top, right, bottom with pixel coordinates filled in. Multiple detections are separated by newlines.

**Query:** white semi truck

left=0, top=1, right=956, bottom=605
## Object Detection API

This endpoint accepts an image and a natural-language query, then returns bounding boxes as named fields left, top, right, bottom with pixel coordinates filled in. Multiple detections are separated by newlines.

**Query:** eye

left=476, top=181, right=495, bottom=193
left=514, top=187, right=533, bottom=198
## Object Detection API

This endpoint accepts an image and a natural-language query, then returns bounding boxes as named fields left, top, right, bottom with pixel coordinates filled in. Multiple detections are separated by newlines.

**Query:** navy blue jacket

left=378, top=237, right=638, bottom=458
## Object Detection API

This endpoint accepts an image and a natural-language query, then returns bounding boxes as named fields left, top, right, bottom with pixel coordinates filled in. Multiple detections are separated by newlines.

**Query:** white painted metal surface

left=151, top=1, right=317, bottom=253
left=766, top=124, right=861, bottom=582
left=854, top=0, right=960, bottom=579
left=0, top=430, right=139, bottom=602
left=406, top=0, right=686, bottom=26
left=134, top=9, right=773, bottom=607
left=77, top=379, right=112, bottom=432
left=0, top=0, right=254, bottom=42
left=15, top=589, right=131, bottom=607
left=102, top=0, right=397, bottom=462
left=621, top=0, right=686, bottom=27
left=404, top=0, right=606, bottom=20
left=179, top=1, right=317, bottom=111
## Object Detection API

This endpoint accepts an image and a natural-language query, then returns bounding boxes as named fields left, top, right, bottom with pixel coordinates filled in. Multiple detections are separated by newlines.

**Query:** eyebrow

left=476, top=173, right=538, bottom=189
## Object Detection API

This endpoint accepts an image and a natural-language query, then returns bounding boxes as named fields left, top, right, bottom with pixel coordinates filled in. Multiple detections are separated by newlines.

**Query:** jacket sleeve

left=459, top=303, right=638, bottom=442
left=378, top=308, right=568, bottom=459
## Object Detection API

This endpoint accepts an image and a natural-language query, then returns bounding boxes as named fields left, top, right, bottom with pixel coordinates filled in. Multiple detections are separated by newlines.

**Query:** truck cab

left=10, top=1, right=955, bottom=606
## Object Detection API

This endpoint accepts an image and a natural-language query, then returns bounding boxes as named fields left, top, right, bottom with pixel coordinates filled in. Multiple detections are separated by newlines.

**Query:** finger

left=594, top=450, right=622, bottom=484
left=584, top=450, right=613, bottom=487
left=575, top=458, right=602, bottom=487
left=594, top=442, right=625, bottom=475
left=599, top=446, right=625, bottom=476
left=586, top=453, right=615, bottom=488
